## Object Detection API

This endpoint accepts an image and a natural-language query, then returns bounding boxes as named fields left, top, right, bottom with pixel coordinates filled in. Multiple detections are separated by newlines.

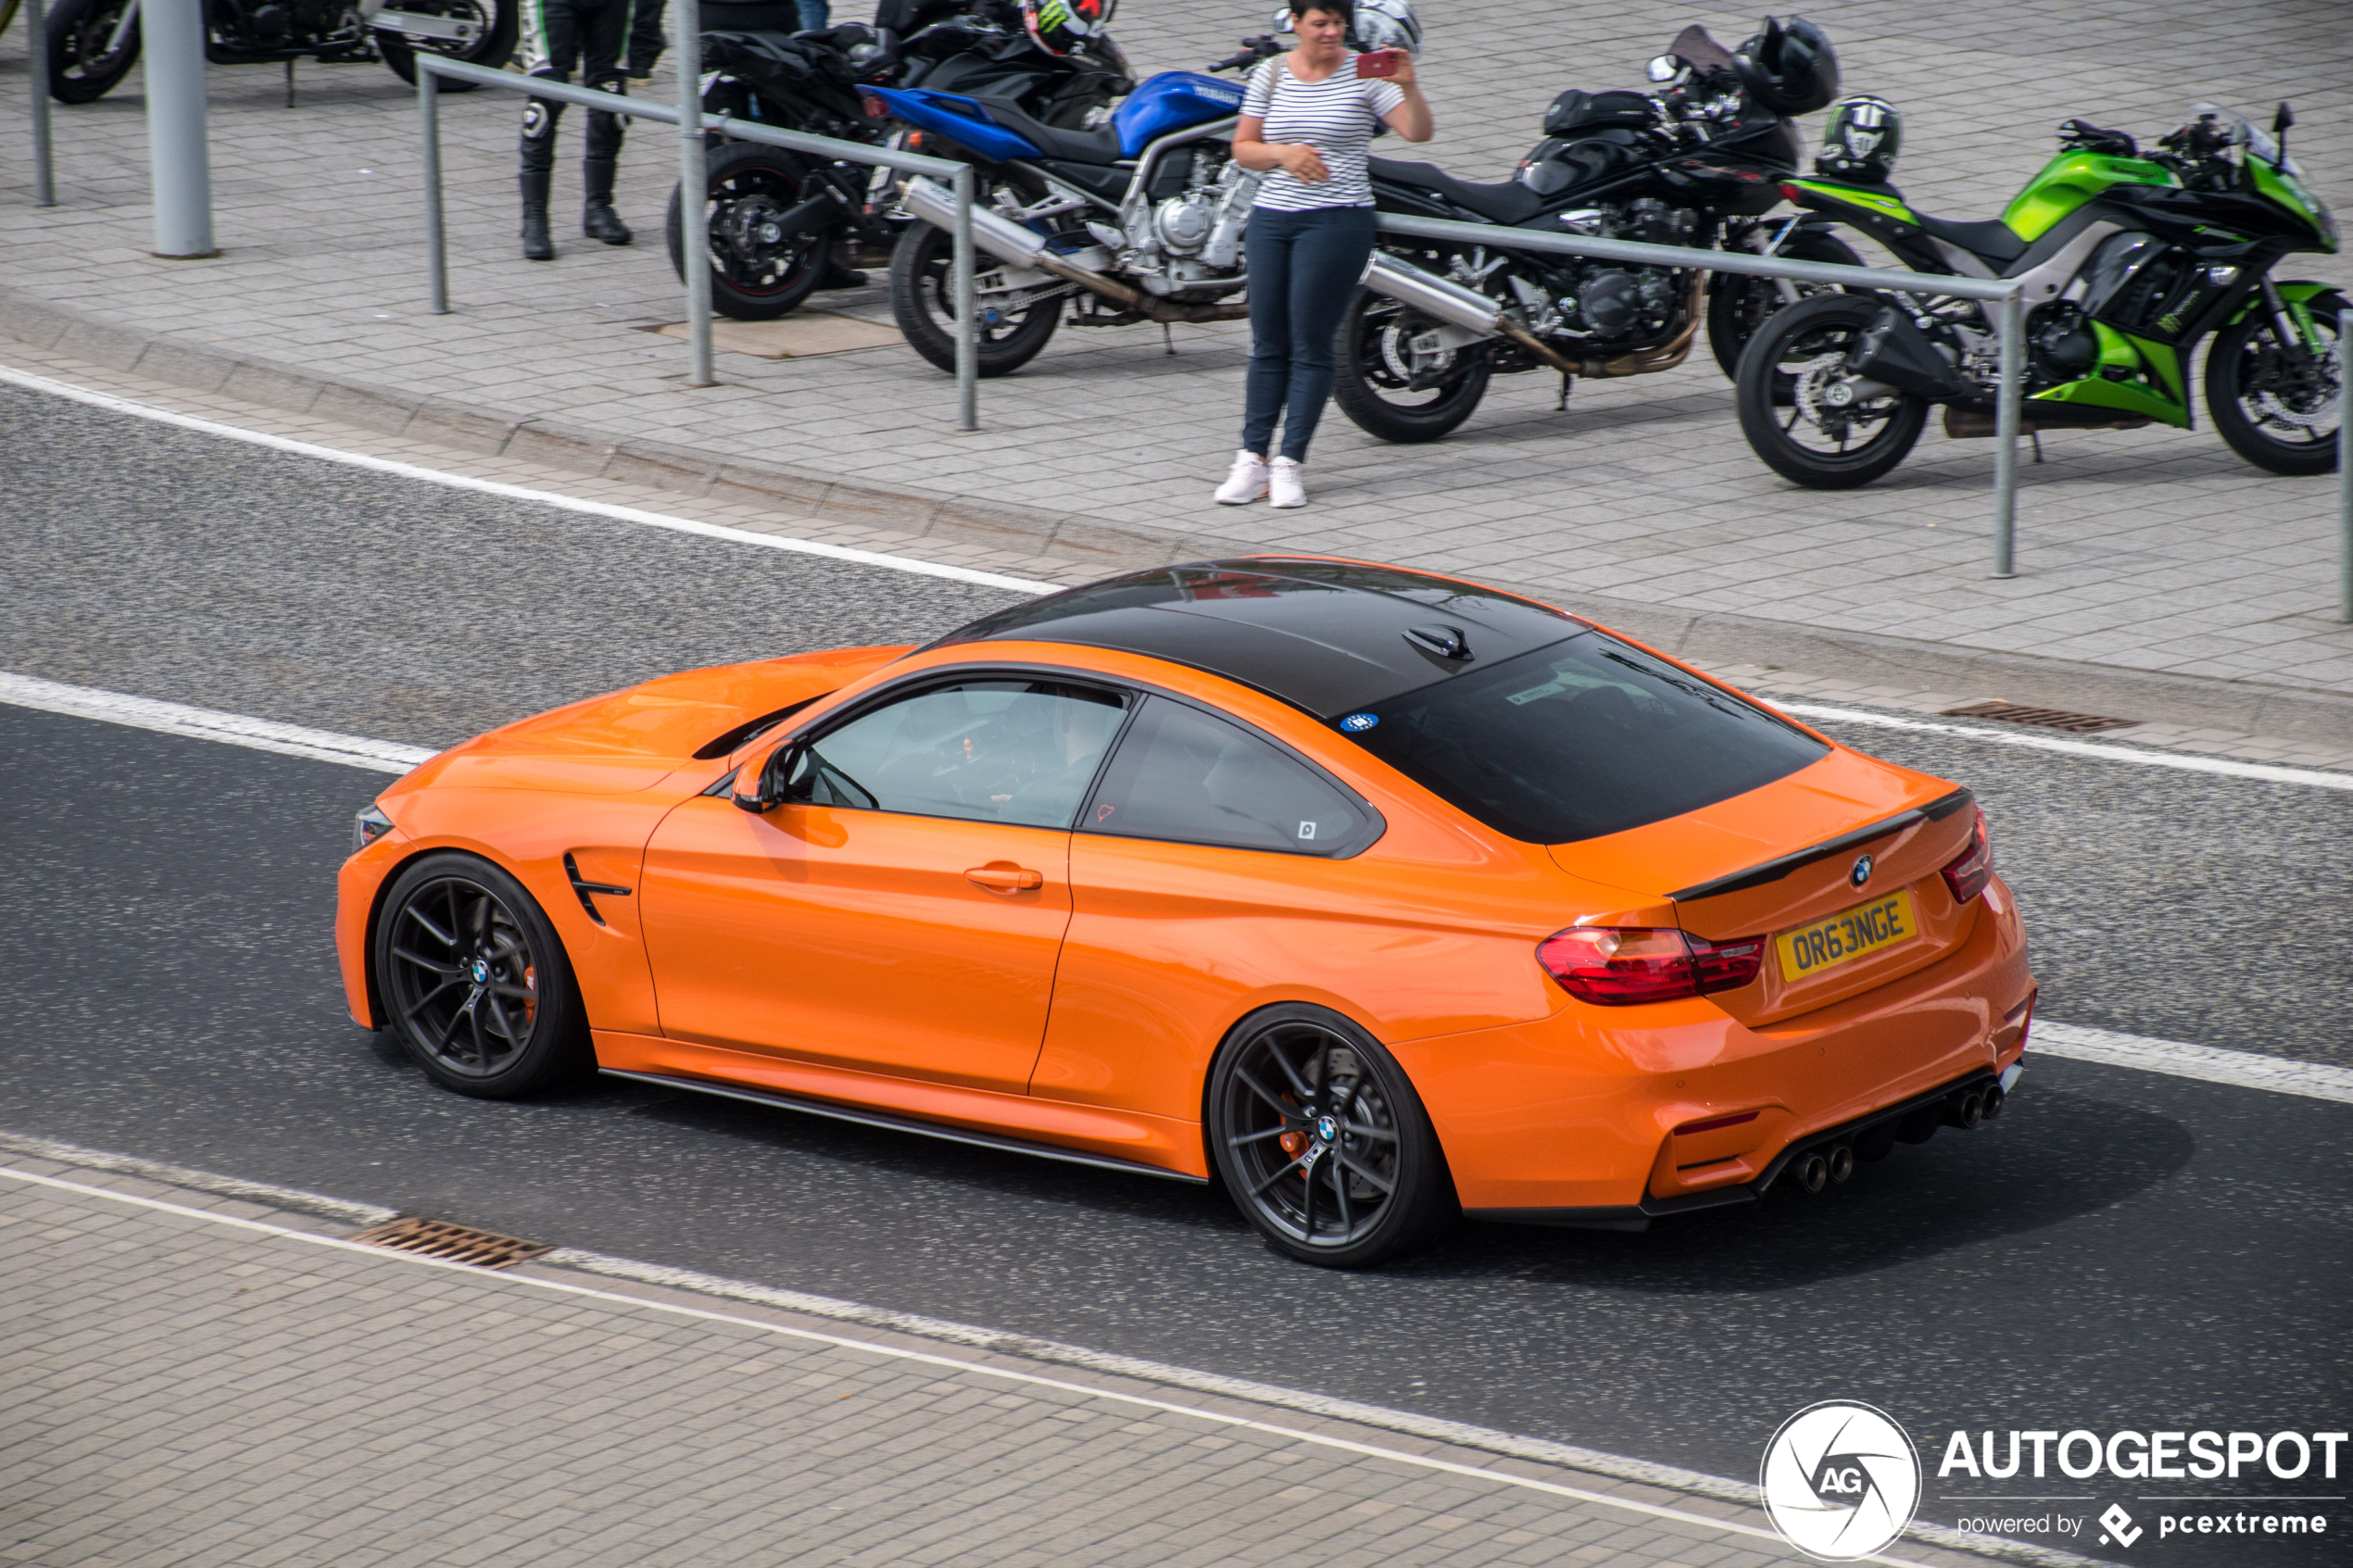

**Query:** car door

left=638, top=675, right=1129, bottom=1094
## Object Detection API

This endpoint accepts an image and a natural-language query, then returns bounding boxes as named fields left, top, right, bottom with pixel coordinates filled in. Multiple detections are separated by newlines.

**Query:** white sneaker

left=1214, top=450, right=1268, bottom=505
left=1267, top=457, right=1306, bottom=508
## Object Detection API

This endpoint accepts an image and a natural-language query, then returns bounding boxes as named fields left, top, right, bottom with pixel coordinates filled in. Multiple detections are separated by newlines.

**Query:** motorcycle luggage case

left=1543, top=90, right=1653, bottom=136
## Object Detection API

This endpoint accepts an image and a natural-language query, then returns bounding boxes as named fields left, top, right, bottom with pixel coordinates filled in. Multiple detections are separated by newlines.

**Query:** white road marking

left=1779, top=701, right=2353, bottom=791
left=0, top=670, right=434, bottom=773
left=0, top=1152, right=2096, bottom=1568
left=2032, top=1021, right=2353, bottom=1104
left=0, top=365, right=1063, bottom=596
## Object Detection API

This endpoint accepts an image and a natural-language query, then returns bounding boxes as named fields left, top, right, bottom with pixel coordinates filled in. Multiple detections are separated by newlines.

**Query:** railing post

left=421, top=64, right=448, bottom=315
left=144, top=0, right=217, bottom=257
left=674, top=0, right=713, bottom=387
left=1990, top=286, right=2024, bottom=580
left=2338, top=307, right=2350, bottom=622
left=28, top=0, right=56, bottom=207
left=953, top=163, right=976, bottom=433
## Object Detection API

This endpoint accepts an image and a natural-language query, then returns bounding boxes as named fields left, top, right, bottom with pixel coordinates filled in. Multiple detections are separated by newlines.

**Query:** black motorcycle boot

left=816, top=244, right=869, bottom=291
left=520, top=170, right=556, bottom=262
left=583, top=157, right=633, bottom=246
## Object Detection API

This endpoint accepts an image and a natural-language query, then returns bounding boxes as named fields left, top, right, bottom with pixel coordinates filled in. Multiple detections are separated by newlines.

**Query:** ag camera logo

left=1762, top=1401, right=1922, bottom=1561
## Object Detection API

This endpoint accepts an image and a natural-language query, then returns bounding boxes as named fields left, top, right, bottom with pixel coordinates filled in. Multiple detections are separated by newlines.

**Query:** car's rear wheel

left=374, top=852, right=590, bottom=1098
left=1207, top=1005, right=1455, bottom=1268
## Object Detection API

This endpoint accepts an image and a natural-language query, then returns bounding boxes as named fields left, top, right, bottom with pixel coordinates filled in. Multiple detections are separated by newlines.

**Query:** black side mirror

left=731, top=742, right=805, bottom=813
left=2274, top=101, right=2295, bottom=148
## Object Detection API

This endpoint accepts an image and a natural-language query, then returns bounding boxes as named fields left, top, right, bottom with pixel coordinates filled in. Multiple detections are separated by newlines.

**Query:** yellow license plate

left=1776, top=889, right=1918, bottom=983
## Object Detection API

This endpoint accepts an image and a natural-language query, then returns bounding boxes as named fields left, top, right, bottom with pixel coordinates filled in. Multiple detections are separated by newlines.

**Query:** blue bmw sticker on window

left=1340, top=713, right=1378, bottom=732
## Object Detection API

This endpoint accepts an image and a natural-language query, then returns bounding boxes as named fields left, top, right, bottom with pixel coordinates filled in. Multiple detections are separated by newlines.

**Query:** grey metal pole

left=28, top=0, right=56, bottom=207
left=2338, top=307, right=2350, bottom=622
left=673, top=0, right=713, bottom=386
left=952, top=163, right=975, bottom=432
left=1990, top=287, right=2024, bottom=579
left=421, top=68, right=448, bottom=314
left=143, top=0, right=216, bottom=257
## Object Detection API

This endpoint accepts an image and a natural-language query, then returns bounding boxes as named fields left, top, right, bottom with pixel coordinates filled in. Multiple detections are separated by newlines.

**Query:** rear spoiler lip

left=1667, top=786, right=1973, bottom=903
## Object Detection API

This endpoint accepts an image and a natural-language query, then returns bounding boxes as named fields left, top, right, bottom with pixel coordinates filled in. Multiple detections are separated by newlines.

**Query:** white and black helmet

left=1816, top=94, right=1902, bottom=182
left=1272, top=0, right=1421, bottom=58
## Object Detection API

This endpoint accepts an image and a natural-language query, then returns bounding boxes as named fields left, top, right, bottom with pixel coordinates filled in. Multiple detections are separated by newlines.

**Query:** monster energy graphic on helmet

left=1023, top=0, right=1115, bottom=56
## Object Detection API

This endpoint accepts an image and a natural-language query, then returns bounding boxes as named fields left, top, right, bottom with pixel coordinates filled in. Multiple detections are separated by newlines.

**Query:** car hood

left=390, top=646, right=911, bottom=797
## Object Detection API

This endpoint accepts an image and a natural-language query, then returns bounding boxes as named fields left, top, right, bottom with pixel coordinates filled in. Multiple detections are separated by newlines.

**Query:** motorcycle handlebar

left=1209, top=35, right=1284, bottom=72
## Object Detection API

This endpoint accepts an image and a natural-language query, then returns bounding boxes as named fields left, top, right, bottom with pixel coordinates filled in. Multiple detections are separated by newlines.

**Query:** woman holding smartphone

left=1215, top=0, right=1432, bottom=508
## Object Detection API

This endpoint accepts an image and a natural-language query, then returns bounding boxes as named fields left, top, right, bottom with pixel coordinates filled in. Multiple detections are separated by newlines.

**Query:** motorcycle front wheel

left=666, top=143, right=835, bottom=321
left=376, top=0, right=518, bottom=89
left=887, top=215, right=1063, bottom=378
left=1734, top=292, right=1928, bottom=489
left=1330, top=288, right=1493, bottom=444
left=1706, top=227, right=1865, bottom=381
left=2205, top=288, right=2344, bottom=476
left=45, top=0, right=139, bottom=104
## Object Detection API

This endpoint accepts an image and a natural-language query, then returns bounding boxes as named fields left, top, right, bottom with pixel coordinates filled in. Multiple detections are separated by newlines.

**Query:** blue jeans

left=1241, top=206, right=1378, bottom=463
left=796, top=0, right=829, bottom=28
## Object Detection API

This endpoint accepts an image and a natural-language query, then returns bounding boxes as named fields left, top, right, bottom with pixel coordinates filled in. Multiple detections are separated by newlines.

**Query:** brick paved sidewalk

left=0, top=1149, right=2035, bottom=1568
left=3, top=0, right=2351, bottom=702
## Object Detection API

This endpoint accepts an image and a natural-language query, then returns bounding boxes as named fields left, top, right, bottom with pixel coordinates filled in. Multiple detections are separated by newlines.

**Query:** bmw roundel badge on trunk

left=1851, top=853, right=1874, bottom=887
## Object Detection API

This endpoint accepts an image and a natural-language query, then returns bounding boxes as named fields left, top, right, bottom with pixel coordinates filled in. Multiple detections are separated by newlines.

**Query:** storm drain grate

left=1939, top=699, right=2141, bottom=734
left=349, top=1216, right=552, bottom=1270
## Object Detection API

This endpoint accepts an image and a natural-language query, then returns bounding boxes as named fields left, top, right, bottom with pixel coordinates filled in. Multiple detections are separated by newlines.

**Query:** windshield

left=1339, top=633, right=1831, bottom=845
left=2190, top=100, right=2303, bottom=175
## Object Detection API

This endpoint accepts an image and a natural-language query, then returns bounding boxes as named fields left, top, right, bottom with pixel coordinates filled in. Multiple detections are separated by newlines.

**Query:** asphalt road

left=6, top=382, right=2350, bottom=1566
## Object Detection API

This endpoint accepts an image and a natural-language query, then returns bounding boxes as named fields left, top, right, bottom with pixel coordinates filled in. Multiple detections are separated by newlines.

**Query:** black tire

left=45, top=0, right=139, bottom=105
left=665, top=142, right=838, bottom=321
left=1206, top=1005, right=1456, bottom=1269
left=1706, top=227, right=1865, bottom=381
left=1735, top=292, right=1930, bottom=489
left=888, top=208, right=1063, bottom=377
left=372, top=852, right=592, bottom=1099
left=2205, top=288, right=2344, bottom=476
left=375, top=0, right=517, bottom=88
left=1330, top=285, right=1493, bottom=444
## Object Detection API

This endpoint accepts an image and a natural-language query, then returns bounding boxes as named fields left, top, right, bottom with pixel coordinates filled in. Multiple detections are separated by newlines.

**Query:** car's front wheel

left=373, top=852, right=590, bottom=1098
left=1207, top=1005, right=1456, bottom=1268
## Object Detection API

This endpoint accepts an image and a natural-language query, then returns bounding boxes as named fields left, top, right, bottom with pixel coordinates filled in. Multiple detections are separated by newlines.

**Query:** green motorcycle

left=1734, top=103, right=2342, bottom=487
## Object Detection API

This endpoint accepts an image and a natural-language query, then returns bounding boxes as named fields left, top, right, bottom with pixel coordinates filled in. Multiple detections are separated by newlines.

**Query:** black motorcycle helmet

left=1815, top=94, right=1901, bottom=182
left=1735, top=16, right=1839, bottom=116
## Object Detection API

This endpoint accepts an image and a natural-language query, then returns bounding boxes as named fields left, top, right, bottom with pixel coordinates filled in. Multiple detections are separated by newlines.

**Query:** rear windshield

left=1340, top=633, right=1829, bottom=844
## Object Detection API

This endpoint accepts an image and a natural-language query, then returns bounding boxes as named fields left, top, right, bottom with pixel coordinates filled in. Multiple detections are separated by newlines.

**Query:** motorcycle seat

left=969, top=95, right=1127, bottom=165
left=1369, top=157, right=1545, bottom=225
left=1914, top=213, right=2028, bottom=266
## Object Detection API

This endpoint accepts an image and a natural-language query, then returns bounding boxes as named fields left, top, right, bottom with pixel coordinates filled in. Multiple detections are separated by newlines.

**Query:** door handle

left=965, top=864, right=1045, bottom=893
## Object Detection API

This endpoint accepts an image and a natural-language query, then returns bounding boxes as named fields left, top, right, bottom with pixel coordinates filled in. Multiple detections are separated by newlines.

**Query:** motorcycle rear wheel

left=887, top=216, right=1063, bottom=378
left=376, top=0, right=518, bottom=89
left=666, top=142, right=834, bottom=321
left=1735, top=293, right=1928, bottom=489
left=1331, top=289, right=1493, bottom=444
left=1706, top=228, right=1865, bottom=381
left=45, top=0, right=139, bottom=104
left=2205, top=289, right=2344, bottom=476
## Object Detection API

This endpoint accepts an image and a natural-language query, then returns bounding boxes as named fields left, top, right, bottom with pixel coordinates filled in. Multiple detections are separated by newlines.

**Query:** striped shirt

left=1241, top=54, right=1406, bottom=212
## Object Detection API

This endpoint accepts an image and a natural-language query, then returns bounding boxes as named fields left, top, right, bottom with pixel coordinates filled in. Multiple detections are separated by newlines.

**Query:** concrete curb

left=11, top=282, right=2353, bottom=747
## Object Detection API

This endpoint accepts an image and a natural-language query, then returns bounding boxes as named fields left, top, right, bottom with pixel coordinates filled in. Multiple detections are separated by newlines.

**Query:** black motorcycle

left=43, top=0, right=513, bottom=105
left=670, top=0, right=1132, bottom=320
left=1335, top=17, right=1855, bottom=443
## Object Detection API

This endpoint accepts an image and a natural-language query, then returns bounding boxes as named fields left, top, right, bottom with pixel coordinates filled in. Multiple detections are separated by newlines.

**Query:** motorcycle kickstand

left=285, top=58, right=296, bottom=109
left=2030, top=429, right=2045, bottom=464
left=1161, top=323, right=1176, bottom=357
left=1556, top=371, right=1573, bottom=411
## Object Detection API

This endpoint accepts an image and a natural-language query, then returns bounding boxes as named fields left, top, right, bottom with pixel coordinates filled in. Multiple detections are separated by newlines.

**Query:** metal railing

left=2340, top=307, right=2351, bottom=622
left=1375, top=212, right=2031, bottom=578
left=416, top=51, right=980, bottom=430
left=24, top=0, right=55, bottom=207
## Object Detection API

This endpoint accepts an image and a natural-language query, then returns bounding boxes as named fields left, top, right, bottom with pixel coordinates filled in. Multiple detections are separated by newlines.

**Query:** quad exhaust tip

left=1783, top=1078, right=2006, bottom=1196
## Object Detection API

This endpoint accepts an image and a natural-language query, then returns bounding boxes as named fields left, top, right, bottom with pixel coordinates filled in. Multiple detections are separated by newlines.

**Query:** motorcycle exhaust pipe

left=1360, top=253, right=1579, bottom=376
left=900, top=175, right=1147, bottom=310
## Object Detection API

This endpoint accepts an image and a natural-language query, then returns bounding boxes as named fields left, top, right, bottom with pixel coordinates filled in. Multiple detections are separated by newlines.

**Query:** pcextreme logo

left=1761, top=1400, right=1923, bottom=1561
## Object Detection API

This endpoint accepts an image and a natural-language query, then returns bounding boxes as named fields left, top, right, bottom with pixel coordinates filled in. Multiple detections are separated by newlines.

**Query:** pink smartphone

left=1354, top=49, right=1403, bottom=79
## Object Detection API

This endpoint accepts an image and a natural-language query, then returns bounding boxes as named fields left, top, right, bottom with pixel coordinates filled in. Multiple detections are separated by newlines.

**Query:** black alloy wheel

left=45, top=0, right=141, bottom=104
left=1705, top=227, right=1866, bottom=381
left=375, top=0, right=518, bottom=90
left=1734, top=291, right=1929, bottom=489
left=2205, top=288, right=2345, bottom=476
left=1207, top=1006, right=1455, bottom=1268
left=887, top=207, right=1064, bottom=377
left=666, top=142, right=835, bottom=321
left=374, top=853, right=589, bottom=1098
left=1331, top=287, right=1494, bottom=444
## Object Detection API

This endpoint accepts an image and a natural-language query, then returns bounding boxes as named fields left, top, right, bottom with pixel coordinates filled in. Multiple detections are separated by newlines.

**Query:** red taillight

left=1778, top=182, right=1805, bottom=203
left=1941, top=807, right=1994, bottom=905
left=1537, top=926, right=1764, bottom=1006
left=861, top=93, right=887, bottom=119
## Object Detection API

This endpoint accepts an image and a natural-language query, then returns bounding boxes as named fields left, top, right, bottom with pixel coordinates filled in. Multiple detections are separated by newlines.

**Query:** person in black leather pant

left=518, top=0, right=642, bottom=260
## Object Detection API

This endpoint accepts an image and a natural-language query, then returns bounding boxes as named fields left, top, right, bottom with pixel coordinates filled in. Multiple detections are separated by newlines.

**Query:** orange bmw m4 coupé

left=337, top=558, right=2032, bottom=1266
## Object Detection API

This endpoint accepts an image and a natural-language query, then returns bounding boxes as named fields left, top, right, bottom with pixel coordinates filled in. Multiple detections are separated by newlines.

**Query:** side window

left=784, top=680, right=1127, bottom=830
left=1081, top=697, right=1378, bottom=857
